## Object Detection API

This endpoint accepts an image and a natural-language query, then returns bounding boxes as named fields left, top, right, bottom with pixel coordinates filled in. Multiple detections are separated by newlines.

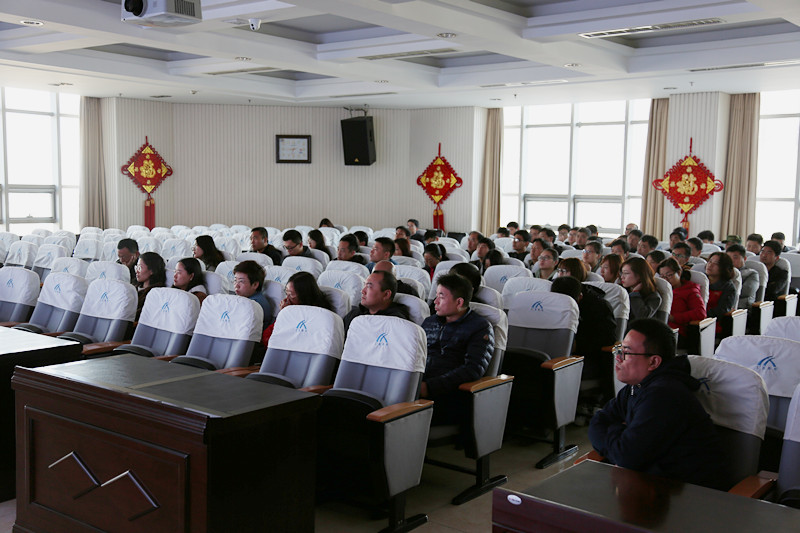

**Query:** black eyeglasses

left=612, top=343, right=658, bottom=362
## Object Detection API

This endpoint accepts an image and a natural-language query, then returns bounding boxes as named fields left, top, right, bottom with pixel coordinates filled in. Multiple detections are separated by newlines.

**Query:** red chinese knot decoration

left=653, top=138, right=723, bottom=232
left=416, top=144, right=463, bottom=232
left=121, top=137, right=173, bottom=230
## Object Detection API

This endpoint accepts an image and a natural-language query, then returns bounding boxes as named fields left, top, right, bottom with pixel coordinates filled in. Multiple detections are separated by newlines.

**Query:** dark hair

left=282, top=229, right=303, bottom=245
left=436, top=273, right=473, bottom=307
left=423, top=243, right=442, bottom=259
left=233, top=260, right=265, bottom=290
left=340, top=234, right=359, bottom=254
left=496, top=227, right=510, bottom=238
left=600, top=253, right=622, bottom=280
left=697, top=230, right=715, bottom=242
left=515, top=229, right=531, bottom=243
left=671, top=242, right=691, bottom=256
left=541, top=247, right=560, bottom=263
left=726, top=243, right=746, bottom=256
left=469, top=230, right=484, bottom=239
left=395, top=226, right=411, bottom=238
left=672, top=227, right=688, bottom=238
left=117, top=238, right=139, bottom=253
left=640, top=235, right=659, bottom=249
left=629, top=229, right=643, bottom=238
left=746, top=233, right=763, bottom=245
left=541, top=228, right=556, bottom=242
left=584, top=241, right=602, bottom=254
left=394, top=238, right=412, bottom=257
left=424, top=229, right=438, bottom=241
left=374, top=237, right=395, bottom=257
left=371, top=269, right=398, bottom=299
left=450, top=262, right=481, bottom=293
left=687, top=237, right=703, bottom=253
left=658, top=256, right=690, bottom=282
left=177, top=257, right=205, bottom=291
left=307, top=229, right=333, bottom=259
left=558, top=257, right=586, bottom=282
left=484, top=249, right=505, bottom=267
left=647, top=250, right=667, bottom=264
left=628, top=318, right=677, bottom=362
left=622, top=256, right=656, bottom=296
left=709, top=251, right=734, bottom=281
left=771, top=232, right=786, bottom=241
left=138, top=251, right=166, bottom=287
left=531, top=237, right=551, bottom=251
left=507, top=221, right=519, bottom=229
left=251, top=227, right=268, bottom=239
left=669, top=230, right=685, bottom=241
left=287, top=271, right=332, bottom=310
left=551, top=276, right=582, bottom=303
left=194, top=235, right=224, bottom=270
left=762, top=240, right=782, bottom=256
left=407, top=218, right=420, bottom=227
left=318, top=218, right=333, bottom=228
left=610, top=238, right=630, bottom=254
left=558, top=224, right=571, bottom=232
left=353, top=231, right=369, bottom=246
left=530, top=224, right=543, bottom=232
left=586, top=224, right=598, bottom=236
left=577, top=227, right=590, bottom=236
left=479, top=237, right=495, bottom=250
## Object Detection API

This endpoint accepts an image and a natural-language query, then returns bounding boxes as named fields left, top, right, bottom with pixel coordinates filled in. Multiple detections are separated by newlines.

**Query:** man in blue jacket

left=589, top=319, right=728, bottom=490
left=420, top=273, right=494, bottom=426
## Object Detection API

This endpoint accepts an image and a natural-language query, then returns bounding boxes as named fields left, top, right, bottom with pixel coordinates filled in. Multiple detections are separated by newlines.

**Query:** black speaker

left=341, top=116, right=376, bottom=166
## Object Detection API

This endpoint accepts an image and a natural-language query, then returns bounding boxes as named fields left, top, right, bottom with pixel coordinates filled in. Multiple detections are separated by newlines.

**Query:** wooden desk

left=0, top=326, right=82, bottom=501
left=492, top=460, right=800, bottom=532
left=13, top=354, right=321, bottom=533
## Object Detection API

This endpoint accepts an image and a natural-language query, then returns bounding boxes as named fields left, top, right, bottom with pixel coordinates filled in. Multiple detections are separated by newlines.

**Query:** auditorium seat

left=393, top=255, right=423, bottom=267
left=236, top=251, right=273, bottom=268
left=428, top=260, right=464, bottom=301
left=50, top=257, right=89, bottom=278
left=85, top=261, right=131, bottom=284
left=325, top=259, right=369, bottom=280
left=204, top=270, right=227, bottom=295
left=501, top=277, right=552, bottom=302
left=764, top=316, right=800, bottom=343
left=653, top=276, right=673, bottom=323
left=43, top=234, right=75, bottom=254
left=57, top=279, right=137, bottom=351
left=162, top=238, right=192, bottom=261
left=21, top=234, right=44, bottom=247
left=776, top=383, right=800, bottom=508
left=6, top=240, right=38, bottom=268
left=308, top=248, right=330, bottom=267
left=0, top=232, right=20, bottom=256
left=398, top=277, right=425, bottom=299
left=264, top=265, right=299, bottom=287
left=318, top=270, right=364, bottom=313
left=13, top=272, right=87, bottom=334
left=72, top=237, right=101, bottom=262
left=32, top=243, right=69, bottom=282
left=393, top=292, right=430, bottom=325
left=475, top=285, right=503, bottom=309
left=395, top=264, right=431, bottom=294
left=584, top=281, right=630, bottom=341
left=320, top=286, right=350, bottom=318
left=0, top=266, right=40, bottom=323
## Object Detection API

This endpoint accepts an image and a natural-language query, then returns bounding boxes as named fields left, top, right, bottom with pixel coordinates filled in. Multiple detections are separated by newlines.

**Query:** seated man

left=637, top=234, right=659, bottom=257
left=697, top=230, right=715, bottom=244
left=588, top=319, right=727, bottom=490
left=466, top=231, right=482, bottom=255
left=627, top=229, right=643, bottom=252
left=506, top=221, right=519, bottom=236
left=251, top=226, right=283, bottom=266
left=373, top=260, right=416, bottom=296
left=745, top=233, right=763, bottom=255
left=509, top=229, right=530, bottom=261
left=582, top=241, right=602, bottom=272
left=337, top=234, right=367, bottom=265
left=283, top=229, right=316, bottom=259
left=771, top=231, right=791, bottom=253
left=726, top=244, right=758, bottom=309
left=610, top=238, right=630, bottom=260
left=342, top=269, right=409, bottom=330
left=724, top=234, right=741, bottom=250
left=760, top=239, right=789, bottom=300
left=407, top=218, right=426, bottom=243
left=573, top=227, right=590, bottom=250
left=233, top=260, right=272, bottom=329
left=395, top=225, right=411, bottom=242
left=420, top=273, right=494, bottom=425
left=423, top=229, right=438, bottom=244
left=116, top=238, right=140, bottom=283
left=671, top=242, right=692, bottom=268
left=625, top=223, right=638, bottom=235
left=529, top=225, right=543, bottom=240
left=687, top=237, right=703, bottom=259
left=353, top=231, right=369, bottom=248
left=470, top=237, right=495, bottom=273
left=668, top=230, right=685, bottom=251
left=557, top=224, right=570, bottom=243
left=496, top=227, right=510, bottom=238
left=366, top=237, right=396, bottom=272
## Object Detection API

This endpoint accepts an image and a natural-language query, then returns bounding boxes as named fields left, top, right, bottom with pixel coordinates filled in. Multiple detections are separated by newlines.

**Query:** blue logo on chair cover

left=161, top=302, right=170, bottom=313
left=757, top=355, right=778, bottom=372
left=697, top=376, right=711, bottom=392
left=296, top=320, right=307, bottom=332
left=100, top=292, right=109, bottom=303
left=376, top=332, right=389, bottom=347
left=226, top=271, right=234, bottom=281
left=221, top=310, right=230, bottom=323
left=334, top=282, right=342, bottom=289
left=62, top=267, right=70, bottom=272
left=6, top=278, right=13, bottom=288
left=274, top=274, right=283, bottom=282
left=99, top=271, right=106, bottom=279
left=500, top=275, right=508, bottom=283
left=531, top=301, right=544, bottom=311
left=54, top=284, right=61, bottom=294
left=295, top=266, right=301, bottom=270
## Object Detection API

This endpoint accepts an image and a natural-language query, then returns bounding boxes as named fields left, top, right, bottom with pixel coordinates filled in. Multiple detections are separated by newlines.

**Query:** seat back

left=308, top=248, right=330, bottom=267
left=23, top=272, right=87, bottom=333
left=325, top=259, right=370, bottom=280
left=72, top=279, right=138, bottom=342
left=398, top=277, right=425, bottom=299
left=653, top=277, right=673, bottom=323
left=475, top=285, right=503, bottom=309
left=21, top=234, right=44, bottom=247
left=687, top=355, right=768, bottom=488
left=493, top=237, right=514, bottom=253
left=584, top=281, right=630, bottom=341
left=264, top=265, right=299, bottom=287
left=394, top=264, right=430, bottom=294
left=236, top=251, right=273, bottom=267
left=6, top=241, right=38, bottom=268
left=183, top=294, right=263, bottom=369
left=470, top=302, right=508, bottom=376
left=72, top=238, right=101, bottom=262
left=428, top=260, right=464, bottom=301
left=214, top=261, right=238, bottom=293
left=283, top=255, right=324, bottom=278
left=501, top=277, right=552, bottom=302
left=393, top=255, right=422, bottom=267
left=778, top=383, right=800, bottom=502
left=0, top=232, right=19, bottom=257
left=318, top=270, right=364, bottom=313
left=86, top=261, right=132, bottom=283
left=50, top=257, right=89, bottom=277
left=132, top=288, right=201, bottom=356
left=0, top=266, right=40, bottom=321
left=714, top=336, right=800, bottom=432
left=213, top=236, right=241, bottom=257
left=783, top=253, right=800, bottom=291
left=320, top=286, right=350, bottom=317
left=32, top=243, right=69, bottom=282
left=333, top=315, right=427, bottom=407
left=764, top=316, right=800, bottom=343
left=259, top=305, right=344, bottom=388
left=135, top=236, right=161, bottom=255
left=393, top=293, right=429, bottom=325
left=483, top=264, right=533, bottom=294
left=745, top=259, right=768, bottom=301
left=317, top=227, right=340, bottom=246
left=444, top=247, right=469, bottom=262
left=687, top=270, right=710, bottom=305
left=505, top=291, right=578, bottom=359
left=162, top=238, right=192, bottom=260
left=261, top=280, right=284, bottom=324
left=43, top=234, right=75, bottom=253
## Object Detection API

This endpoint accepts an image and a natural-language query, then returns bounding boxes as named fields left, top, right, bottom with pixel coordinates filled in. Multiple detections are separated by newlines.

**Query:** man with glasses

left=282, top=229, right=316, bottom=260
left=588, top=319, right=727, bottom=490
left=116, top=238, right=140, bottom=284
left=509, top=229, right=530, bottom=261
left=670, top=242, right=692, bottom=267
left=582, top=241, right=602, bottom=272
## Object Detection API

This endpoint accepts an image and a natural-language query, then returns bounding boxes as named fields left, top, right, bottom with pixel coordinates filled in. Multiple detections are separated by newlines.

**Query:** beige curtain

left=79, top=96, right=108, bottom=228
left=721, top=93, right=760, bottom=238
left=640, top=98, right=669, bottom=239
left=480, top=108, right=502, bottom=236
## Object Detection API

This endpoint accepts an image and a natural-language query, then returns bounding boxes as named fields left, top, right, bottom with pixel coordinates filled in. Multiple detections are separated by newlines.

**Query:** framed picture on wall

left=276, top=135, right=311, bottom=163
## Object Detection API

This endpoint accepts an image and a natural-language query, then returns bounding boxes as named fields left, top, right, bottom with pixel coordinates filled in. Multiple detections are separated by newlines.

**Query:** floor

left=0, top=425, right=592, bottom=532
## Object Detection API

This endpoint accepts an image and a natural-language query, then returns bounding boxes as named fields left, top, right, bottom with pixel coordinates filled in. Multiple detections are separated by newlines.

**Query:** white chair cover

left=43, top=235, right=75, bottom=253
left=393, top=255, right=422, bottom=267
left=204, top=271, right=226, bottom=295
left=399, top=277, right=425, bottom=299
left=0, top=266, right=40, bottom=306
left=318, top=270, right=364, bottom=312
left=394, top=265, right=431, bottom=294
left=7, top=241, right=38, bottom=268
left=505, top=257, right=525, bottom=268
left=325, top=260, right=370, bottom=280
left=33, top=244, right=69, bottom=269
left=150, top=226, right=172, bottom=234
left=230, top=225, right=251, bottom=235
left=349, top=226, right=373, bottom=238
left=102, top=228, right=125, bottom=237
left=484, top=265, right=533, bottom=294
left=475, top=286, right=503, bottom=309
left=283, top=256, right=324, bottom=278
left=214, top=261, right=239, bottom=293
left=319, top=286, right=350, bottom=317
left=51, top=257, right=89, bottom=277
left=493, top=237, right=514, bottom=253
left=86, top=261, right=131, bottom=283
left=81, top=279, right=137, bottom=321
left=343, top=315, right=426, bottom=373
left=764, top=316, right=800, bottom=343
left=654, top=277, right=673, bottom=316
left=470, top=301, right=508, bottom=351
left=0, top=232, right=20, bottom=252
left=237, top=252, right=273, bottom=268
left=501, top=277, right=552, bottom=300
left=584, top=281, right=631, bottom=321
left=21, top=234, right=44, bottom=247
left=137, top=237, right=162, bottom=255
left=428, top=260, right=463, bottom=300
left=264, top=265, right=299, bottom=287
left=687, top=355, right=768, bottom=439
left=162, top=239, right=192, bottom=260
left=786, top=383, right=800, bottom=443
left=309, top=248, right=330, bottom=267
left=318, top=227, right=341, bottom=246
left=715, top=336, right=800, bottom=398
left=37, top=272, right=87, bottom=314
left=444, top=247, right=469, bottom=262
left=214, top=236, right=241, bottom=257
left=506, top=291, right=579, bottom=333
left=687, top=270, right=710, bottom=305
left=194, top=294, right=263, bottom=342
left=209, top=224, right=228, bottom=231
left=192, top=225, right=209, bottom=234
left=127, top=225, right=149, bottom=237
left=394, top=293, right=430, bottom=326
left=72, top=239, right=101, bottom=261
left=437, top=237, right=460, bottom=248
left=32, top=228, right=52, bottom=238
left=585, top=272, right=604, bottom=282
left=152, top=232, right=176, bottom=245
left=139, top=287, right=200, bottom=335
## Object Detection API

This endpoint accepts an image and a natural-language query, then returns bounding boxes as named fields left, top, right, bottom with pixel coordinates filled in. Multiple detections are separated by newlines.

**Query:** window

left=501, top=99, right=650, bottom=237
left=1, top=88, right=80, bottom=234
left=755, top=90, right=800, bottom=247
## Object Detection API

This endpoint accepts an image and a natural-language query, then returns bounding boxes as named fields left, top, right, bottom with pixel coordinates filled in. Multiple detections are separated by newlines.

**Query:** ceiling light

left=437, top=32, right=457, bottom=39
left=490, top=98, right=501, bottom=101
left=20, top=19, right=44, bottom=26
left=234, top=56, right=252, bottom=62
left=663, top=86, right=677, bottom=90
left=48, top=82, right=73, bottom=87
left=374, top=80, right=389, bottom=84
left=149, top=95, right=172, bottom=99
left=564, top=63, right=581, bottom=68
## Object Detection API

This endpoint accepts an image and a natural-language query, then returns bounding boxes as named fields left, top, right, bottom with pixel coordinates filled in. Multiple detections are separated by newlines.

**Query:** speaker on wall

left=341, top=116, right=376, bottom=166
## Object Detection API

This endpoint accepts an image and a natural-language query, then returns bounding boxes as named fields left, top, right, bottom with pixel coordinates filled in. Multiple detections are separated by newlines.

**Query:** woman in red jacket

left=657, top=257, right=705, bottom=343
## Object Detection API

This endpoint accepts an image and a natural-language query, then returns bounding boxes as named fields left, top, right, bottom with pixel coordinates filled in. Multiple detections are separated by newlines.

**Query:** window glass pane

left=500, top=194, right=519, bottom=226
left=756, top=117, right=799, bottom=198
left=5, top=87, right=53, bottom=112
left=61, top=187, right=81, bottom=233
left=523, top=127, right=570, bottom=194
left=5, top=112, right=55, bottom=185
left=8, top=191, right=55, bottom=219
left=625, top=198, right=642, bottom=230
left=527, top=104, right=570, bottom=125
left=503, top=107, right=521, bottom=127
left=755, top=201, right=795, bottom=246
left=629, top=99, right=652, bottom=122
left=577, top=100, right=625, bottom=123
left=760, top=90, right=800, bottom=116
left=524, top=200, right=568, bottom=228
left=574, top=124, right=624, bottom=195
left=60, top=117, right=80, bottom=186
left=9, top=223, right=58, bottom=235
left=501, top=127, right=521, bottom=194
left=627, top=123, right=648, bottom=196
left=574, top=201, right=621, bottom=231
left=59, top=93, right=80, bottom=115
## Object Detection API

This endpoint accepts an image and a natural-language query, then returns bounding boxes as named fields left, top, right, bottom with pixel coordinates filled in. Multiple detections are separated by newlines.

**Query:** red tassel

left=433, top=205, right=444, bottom=232
left=144, top=195, right=155, bottom=230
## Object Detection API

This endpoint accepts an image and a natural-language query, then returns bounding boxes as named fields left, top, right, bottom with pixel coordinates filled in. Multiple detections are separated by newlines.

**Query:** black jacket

left=343, top=301, right=410, bottom=332
left=575, top=284, right=617, bottom=356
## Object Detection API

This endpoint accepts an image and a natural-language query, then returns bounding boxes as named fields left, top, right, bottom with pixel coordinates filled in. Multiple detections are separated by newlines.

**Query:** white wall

left=102, top=99, right=486, bottom=234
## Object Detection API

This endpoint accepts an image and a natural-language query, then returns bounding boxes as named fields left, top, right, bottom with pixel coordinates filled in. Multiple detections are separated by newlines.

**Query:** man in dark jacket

left=342, top=269, right=409, bottom=331
left=589, top=319, right=728, bottom=490
left=421, top=273, right=494, bottom=425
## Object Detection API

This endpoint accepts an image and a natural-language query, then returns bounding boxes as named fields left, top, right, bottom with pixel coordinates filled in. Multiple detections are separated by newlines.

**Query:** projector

left=121, top=0, right=202, bottom=27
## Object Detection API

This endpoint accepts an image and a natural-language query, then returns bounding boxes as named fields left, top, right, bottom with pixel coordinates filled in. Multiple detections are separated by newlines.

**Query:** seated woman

left=483, top=249, right=505, bottom=271
left=262, top=271, right=333, bottom=345
left=657, top=257, right=705, bottom=339
left=394, top=238, right=412, bottom=258
left=423, top=243, right=446, bottom=280
left=598, top=253, right=621, bottom=283
left=318, top=218, right=334, bottom=228
left=533, top=248, right=559, bottom=280
left=193, top=235, right=224, bottom=272
left=173, top=257, right=208, bottom=304
left=134, top=252, right=167, bottom=320
left=556, top=257, right=587, bottom=282
left=307, top=229, right=333, bottom=261
left=620, top=256, right=662, bottom=321
left=705, top=251, right=737, bottom=326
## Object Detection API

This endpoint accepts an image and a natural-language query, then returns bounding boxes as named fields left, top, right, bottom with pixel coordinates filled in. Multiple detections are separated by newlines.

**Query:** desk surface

left=493, top=460, right=799, bottom=532
left=0, top=326, right=79, bottom=356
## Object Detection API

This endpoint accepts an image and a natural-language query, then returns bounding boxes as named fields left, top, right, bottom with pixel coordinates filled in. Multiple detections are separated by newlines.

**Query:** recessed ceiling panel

left=85, top=43, right=206, bottom=62
left=401, top=51, right=529, bottom=68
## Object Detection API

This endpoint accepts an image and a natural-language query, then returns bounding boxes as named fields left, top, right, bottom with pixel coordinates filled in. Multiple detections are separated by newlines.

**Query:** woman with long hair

left=307, top=229, right=333, bottom=260
left=705, top=251, right=737, bottom=319
left=483, top=249, right=505, bottom=270
left=556, top=257, right=587, bottom=282
left=262, top=271, right=333, bottom=346
left=620, top=256, right=661, bottom=321
left=394, top=238, right=412, bottom=258
left=173, top=257, right=208, bottom=304
left=657, top=257, right=705, bottom=339
left=423, top=243, right=444, bottom=280
left=598, top=253, right=622, bottom=283
left=134, top=251, right=167, bottom=320
left=193, top=235, right=224, bottom=272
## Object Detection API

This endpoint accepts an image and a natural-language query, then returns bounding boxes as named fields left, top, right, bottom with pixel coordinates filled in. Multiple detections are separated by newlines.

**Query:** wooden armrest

left=42, top=331, right=66, bottom=337
left=728, top=471, right=777, bottom=498
left=458, top=374, right=513, bottom=393
left=82, top=340, right=130, bottom=356
left=689, top=317, right=716, bottom=328
left=367, top=400, right=433, bottom=423
left=778, top=294, right=797, bottom=301
left=216, top=365, right=259, bottom=377
left=155, top=354, right=179, bottom=361
left=0, top=321, right=22, bottom=328
left=575, top=450, right=605, bottom=465
left=753, top=300, right=774, bottom=309
left=300, top=384, right=333, bottom=394
left=541, top=355, right=584, bottom=370
left=726, top=309, right=747, bottom=318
